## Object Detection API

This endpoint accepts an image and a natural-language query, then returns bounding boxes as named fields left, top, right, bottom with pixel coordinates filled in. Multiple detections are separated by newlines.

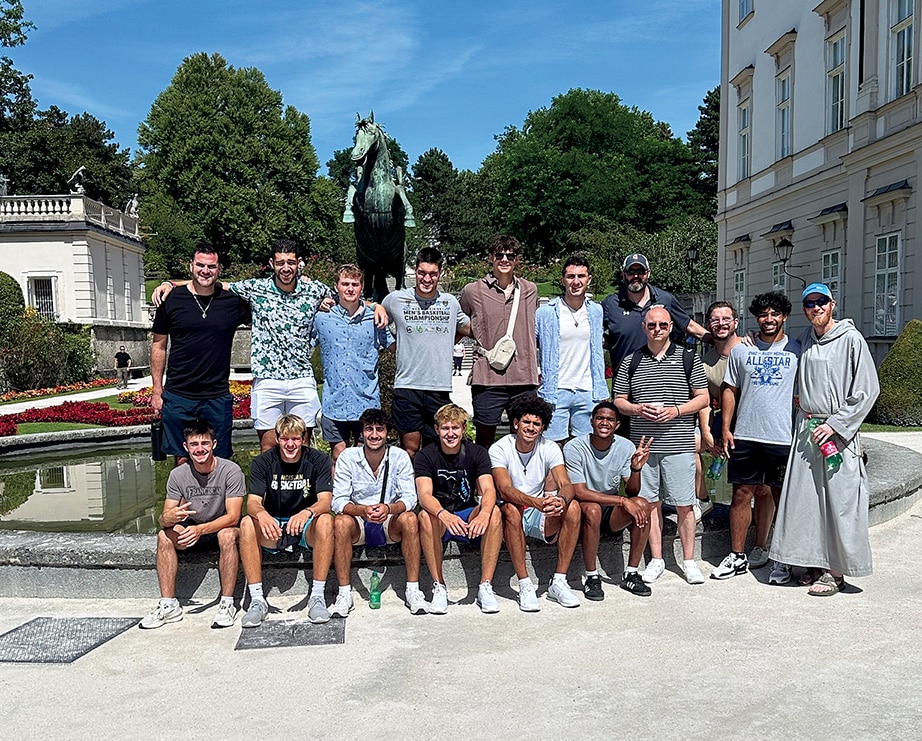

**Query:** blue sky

left=12, top=0, right=721, bottom=173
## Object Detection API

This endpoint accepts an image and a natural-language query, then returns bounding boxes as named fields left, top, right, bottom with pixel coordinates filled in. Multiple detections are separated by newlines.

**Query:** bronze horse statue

left=343, top=112, right=415, bottom=300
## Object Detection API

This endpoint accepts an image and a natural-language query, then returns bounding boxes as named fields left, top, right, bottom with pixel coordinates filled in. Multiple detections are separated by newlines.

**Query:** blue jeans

left=545, top=389, right=594, bottom=441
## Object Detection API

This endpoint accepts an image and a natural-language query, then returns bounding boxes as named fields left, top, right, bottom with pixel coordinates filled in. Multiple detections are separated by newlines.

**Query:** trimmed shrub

left=872, top=318, right=922, bottom=426
left=0, top=271, right=24, bottom=340
left=0, top=310, right=96, bottom=391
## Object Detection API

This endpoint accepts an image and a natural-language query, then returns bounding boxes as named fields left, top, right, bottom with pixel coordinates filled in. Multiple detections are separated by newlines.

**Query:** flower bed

left=0, top=378, right=117, bottom=404
left=0, top=381, right=252, bottom=437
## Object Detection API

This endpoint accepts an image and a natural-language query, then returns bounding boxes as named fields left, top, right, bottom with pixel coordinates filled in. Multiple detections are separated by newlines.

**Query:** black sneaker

left=584, top=575, right=605, bottom=601
left=620, top=571, right=652, bottom=597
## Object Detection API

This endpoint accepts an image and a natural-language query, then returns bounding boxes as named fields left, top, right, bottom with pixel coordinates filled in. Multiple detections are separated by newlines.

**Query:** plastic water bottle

left=706, top=456, right=725, bottom=480
left=369, top=570, right=381, bottom=609
left=809, top=416, right=843, bottom=471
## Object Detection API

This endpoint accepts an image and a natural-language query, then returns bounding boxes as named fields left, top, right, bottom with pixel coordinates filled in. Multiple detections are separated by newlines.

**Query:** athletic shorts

left=320, top=416, right=363, bottom=446
left=390, top=388, right=451, bottom=439
left=639, top=452, right=696, bottom=507
left=522, top=505, right=559, bottom=545
left=727, top=439, right=789, bottom=487
left=471, top=384, right=539, bottom=427
left=599, top=505, right=628, bottom=535
left=441, top=506, right=481, bottom=544
left=349, top=514, right=399, bottom=547
left=171, top=519, right=221, bottom=552
left=160, top=390, right=233, bottom=459
left=251, top=377, right=321, bottom=431
left=261, top=514, right=315, bottom=554
left=545, top=389, right=594, bottom=442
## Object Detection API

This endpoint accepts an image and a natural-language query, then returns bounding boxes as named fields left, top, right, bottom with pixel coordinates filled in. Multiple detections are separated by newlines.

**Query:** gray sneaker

left=211, top=601, right=237, bottom=629
left=139, top=601, right=183, bottom=630
left=241, top=598, right=269, bottom=628
left=307, top=595, right=331, bottom=624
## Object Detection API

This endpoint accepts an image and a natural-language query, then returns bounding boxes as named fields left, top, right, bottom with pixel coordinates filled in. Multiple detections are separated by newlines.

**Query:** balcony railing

left=0, top=194, right=140, bottom=240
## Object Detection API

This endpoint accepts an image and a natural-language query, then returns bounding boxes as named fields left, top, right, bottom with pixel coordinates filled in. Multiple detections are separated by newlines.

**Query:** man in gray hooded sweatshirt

left=768, top=283, right=880, bottom=596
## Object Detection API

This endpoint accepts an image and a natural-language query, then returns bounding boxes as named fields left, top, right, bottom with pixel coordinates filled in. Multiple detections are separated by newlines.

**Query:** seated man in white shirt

left=330, top=408, right=427, bottom=615
left=490, top=394, right=582, bottom=611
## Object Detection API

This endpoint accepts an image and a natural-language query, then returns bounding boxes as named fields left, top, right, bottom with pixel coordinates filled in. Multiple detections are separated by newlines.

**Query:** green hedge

left=872, top=318, right=922, bottom=426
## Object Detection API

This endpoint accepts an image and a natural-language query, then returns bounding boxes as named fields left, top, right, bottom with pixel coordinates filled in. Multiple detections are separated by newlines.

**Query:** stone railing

left=0, top=194, right=140, bottom=240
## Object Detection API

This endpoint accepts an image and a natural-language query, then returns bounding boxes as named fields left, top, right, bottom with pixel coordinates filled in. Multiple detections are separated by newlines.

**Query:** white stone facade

left=717, top=0, right=921, bottom=362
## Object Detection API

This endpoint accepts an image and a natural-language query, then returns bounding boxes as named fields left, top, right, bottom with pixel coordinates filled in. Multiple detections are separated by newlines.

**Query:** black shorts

left=171, top=520, right=220, bottom=552
left=727, top=439, right=789, bottom=487
left=471, top=384, right=538, bottom=427
left=390, top=388, right=452, bottom=440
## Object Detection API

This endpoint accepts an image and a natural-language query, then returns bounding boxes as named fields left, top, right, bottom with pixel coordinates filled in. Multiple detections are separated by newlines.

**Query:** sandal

left=808, top=572, right=844, bottom=597
left=798, top=567, right=823, bottom=586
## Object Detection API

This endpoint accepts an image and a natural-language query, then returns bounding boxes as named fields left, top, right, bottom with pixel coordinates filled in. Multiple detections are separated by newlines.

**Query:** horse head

left=351, top=112, right=387, bottom=166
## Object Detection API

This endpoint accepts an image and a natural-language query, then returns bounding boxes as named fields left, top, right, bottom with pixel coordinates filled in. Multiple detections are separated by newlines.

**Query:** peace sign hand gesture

left=631, top=436, right=653, bottom=470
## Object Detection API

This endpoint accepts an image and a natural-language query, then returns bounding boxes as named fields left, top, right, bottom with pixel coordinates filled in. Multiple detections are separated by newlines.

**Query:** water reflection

left=0, top=445, right=260, bottom=534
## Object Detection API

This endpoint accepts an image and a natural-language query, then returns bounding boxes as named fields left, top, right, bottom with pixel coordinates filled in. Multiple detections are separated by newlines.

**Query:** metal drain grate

left=235, top=618, right=345, bottom=650
left=0, top=617, right=139, bottom=663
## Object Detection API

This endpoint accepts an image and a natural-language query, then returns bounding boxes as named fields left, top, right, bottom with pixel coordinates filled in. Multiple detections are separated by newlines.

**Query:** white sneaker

left=307, top=595, right=331, bottom=624
left=211, top=601, right=237, bottom=629
left=241, top=598, right=268, bottom=628
left=683, top=560, right=705, bottom=585
left=517, top=580, right=541, bottom=612
left=428, top=583, right=449, bottom=614
left=748, top=545, right=770, bottom=568
left=405, top=585, right=428, bottom=615
left=642, top=558, right=666, bottom=584
left=476, top=581, right=500, bottom=613
left=329, top=592, right=354, bottom=618
left=139, top=601, right=183, bottom=630
left=546, top=579, right=580, bottom=608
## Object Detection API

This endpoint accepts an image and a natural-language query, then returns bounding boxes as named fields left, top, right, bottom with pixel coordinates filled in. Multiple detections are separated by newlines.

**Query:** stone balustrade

left=0, top=194, right=140, bottom=240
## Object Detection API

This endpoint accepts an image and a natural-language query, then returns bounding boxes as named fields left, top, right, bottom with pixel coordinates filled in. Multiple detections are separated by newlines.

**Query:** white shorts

left=252, top=377, right=321, bottom=431
left=522, top=506, right=558, bottom=544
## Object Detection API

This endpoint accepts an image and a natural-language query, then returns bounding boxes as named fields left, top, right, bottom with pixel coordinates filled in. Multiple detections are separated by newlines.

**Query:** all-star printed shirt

left=229, top=277, right=332, bottom=380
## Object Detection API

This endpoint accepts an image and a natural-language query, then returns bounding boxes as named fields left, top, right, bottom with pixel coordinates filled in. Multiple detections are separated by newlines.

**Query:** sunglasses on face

left=709, top=317, right=736, bottom=326
left=646, top=321, right=671, bottom=330
left=625, top=269, right=648, bottom=277
left=493, top=252, right=517, bottom=260
left=803, top=296, right=831, bottom=309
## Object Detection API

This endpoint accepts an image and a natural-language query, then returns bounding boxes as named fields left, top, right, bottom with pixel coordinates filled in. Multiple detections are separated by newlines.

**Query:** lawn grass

left=93, top=394, right=135, bottom=410
left=860, top=423, right=922, bottom=433
left=16, top=422, right=102, bottom=434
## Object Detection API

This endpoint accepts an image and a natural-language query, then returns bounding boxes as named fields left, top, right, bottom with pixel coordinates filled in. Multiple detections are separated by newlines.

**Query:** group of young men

left=142, top=235, right=880, bottom=629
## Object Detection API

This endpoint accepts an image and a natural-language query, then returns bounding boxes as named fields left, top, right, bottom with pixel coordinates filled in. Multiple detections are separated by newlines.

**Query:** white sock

left=338, top=585, right=352, bottom=597
left=586, top=569, right=599, bottom=577
left=311, top=580, right=325, bottom=599
left=552, top=572, right=568, bottom=584
left=518, top=577, right=533, bottom=587
left=219, top=595, right=234, bottom=607
left=406, top=581, right=419, bottom=591
left=625, top=566, right=639, bottom=574
left=248, top=583, right=264, bottom=602
left=160, top=597, right=179, bottom=608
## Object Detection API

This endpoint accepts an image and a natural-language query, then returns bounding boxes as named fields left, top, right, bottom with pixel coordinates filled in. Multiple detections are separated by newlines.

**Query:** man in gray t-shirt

left=139, top=420, right=245, bottom=631
left=380, top=247, right=471, bottom=457
left=713, top=291, right=800, bottom=582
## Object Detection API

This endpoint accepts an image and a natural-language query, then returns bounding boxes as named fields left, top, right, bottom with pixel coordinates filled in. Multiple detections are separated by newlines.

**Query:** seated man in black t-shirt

left=416, top=404, right=504, bottom=614
left=239, top=414, right=334, bottom=628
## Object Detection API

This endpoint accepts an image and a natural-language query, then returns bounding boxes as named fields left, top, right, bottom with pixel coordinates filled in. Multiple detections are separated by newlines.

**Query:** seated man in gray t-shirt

left=139, top=420, right=245, bottom=631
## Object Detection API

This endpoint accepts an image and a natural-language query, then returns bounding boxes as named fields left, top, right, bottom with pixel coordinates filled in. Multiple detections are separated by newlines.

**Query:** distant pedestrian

left=453, top=341, right=465, bottom=376
left=114, top=346, right=131, bottom=389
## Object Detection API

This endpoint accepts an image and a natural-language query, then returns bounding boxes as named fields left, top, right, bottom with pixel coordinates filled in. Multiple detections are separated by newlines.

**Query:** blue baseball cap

left=802, top=282, right=833, bottom=301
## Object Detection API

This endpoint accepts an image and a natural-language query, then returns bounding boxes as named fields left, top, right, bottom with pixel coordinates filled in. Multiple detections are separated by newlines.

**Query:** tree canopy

left=686, top=86, right=719, bottom=214
left=138, top=52, right=336, bottom=272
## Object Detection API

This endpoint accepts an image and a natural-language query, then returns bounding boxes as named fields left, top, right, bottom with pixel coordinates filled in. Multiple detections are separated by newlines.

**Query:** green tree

left=0, top=310, right=94, bottom=391
left=0, top=0, right=34, bottom=132
left=686, top=86, right=720, bottom=214
left=138, top=52, right=335, bottom=272
left=872, top=319, right=922, bottom=426
left=0, top=269, right=23, bottom=339
left=480, top=88, right=708, bottom=260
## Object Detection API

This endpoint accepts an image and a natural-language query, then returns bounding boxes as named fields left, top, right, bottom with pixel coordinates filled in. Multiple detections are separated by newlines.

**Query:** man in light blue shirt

left=313, top=264, right=394, bottom=462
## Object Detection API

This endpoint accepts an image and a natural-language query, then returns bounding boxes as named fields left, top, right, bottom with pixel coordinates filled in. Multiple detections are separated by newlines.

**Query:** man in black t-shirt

left=415, top=403, right=503, bottom=614
left=151, top=243, right=250, bottom=462
left=114, top=346, right=131, bottom=389
left=239, top=414, right=334, bottom=627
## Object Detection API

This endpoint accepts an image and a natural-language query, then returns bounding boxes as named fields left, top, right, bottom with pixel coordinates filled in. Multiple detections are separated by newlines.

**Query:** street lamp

left=685, top=244, right=699, bottom=292
left=773, top=238, right=806, bottom=288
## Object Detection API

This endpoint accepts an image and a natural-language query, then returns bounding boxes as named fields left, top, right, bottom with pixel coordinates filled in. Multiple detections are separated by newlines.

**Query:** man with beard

left=769, top=284, right=879, bottom=596
left=151, top=244, right=251, bottom=462
left=712, top=292, right=799, bottom=581
left=535, top=253, right=609, bottom=444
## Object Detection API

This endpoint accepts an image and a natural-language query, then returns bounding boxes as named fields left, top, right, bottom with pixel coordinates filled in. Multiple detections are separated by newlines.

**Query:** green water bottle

left=369, top=570, right=381, bottom=609
left=706, top=456, right=725, bottom=480
left=809, top=416, right=843, bottom=471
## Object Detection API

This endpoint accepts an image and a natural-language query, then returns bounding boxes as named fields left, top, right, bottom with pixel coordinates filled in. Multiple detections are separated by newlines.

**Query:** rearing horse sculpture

left=343, top=112, right=415, bottom=301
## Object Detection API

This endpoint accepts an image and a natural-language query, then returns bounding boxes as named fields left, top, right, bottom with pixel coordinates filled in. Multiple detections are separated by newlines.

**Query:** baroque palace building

left=717, top=0, right=921, bottom=362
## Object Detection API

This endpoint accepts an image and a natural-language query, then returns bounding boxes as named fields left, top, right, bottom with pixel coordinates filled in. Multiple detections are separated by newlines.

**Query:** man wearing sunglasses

left=769, top=283, right=879, bottom=597
left=460, top=235, right=539, bottom=447
left=613, top=305, right=710, bottom=585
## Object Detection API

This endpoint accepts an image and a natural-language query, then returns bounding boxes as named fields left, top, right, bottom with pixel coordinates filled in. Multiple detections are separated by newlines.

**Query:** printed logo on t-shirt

left=272, top=474, right=308, bottom=497
left=436, top=468, right=473, bottom=504
left=746, top=352, right=792, bottom=386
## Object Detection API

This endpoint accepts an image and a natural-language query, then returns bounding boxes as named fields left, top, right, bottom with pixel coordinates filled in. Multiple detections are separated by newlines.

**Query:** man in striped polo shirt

left=613, top=305, right=710, bottom=585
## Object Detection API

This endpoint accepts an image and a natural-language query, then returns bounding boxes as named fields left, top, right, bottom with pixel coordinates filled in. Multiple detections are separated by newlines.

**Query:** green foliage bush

left=871, top=319, right=922, bottom=426
left=0, top=271, right=25, bottom=339
left=0, top=311, right=95, bottom=391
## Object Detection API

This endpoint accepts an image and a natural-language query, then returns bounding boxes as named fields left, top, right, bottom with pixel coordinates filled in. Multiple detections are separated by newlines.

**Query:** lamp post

left=773, top=238, right=806, bottom=288
left=686, top=244, right=699, bottom=292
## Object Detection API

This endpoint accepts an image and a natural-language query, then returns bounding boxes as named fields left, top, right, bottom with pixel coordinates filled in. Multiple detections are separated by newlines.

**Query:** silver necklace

left=191, top=290, right=213, bottom=319
left=564, top=300, right=583, bottom=326
left=516, top=448, right=535, bottom=474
